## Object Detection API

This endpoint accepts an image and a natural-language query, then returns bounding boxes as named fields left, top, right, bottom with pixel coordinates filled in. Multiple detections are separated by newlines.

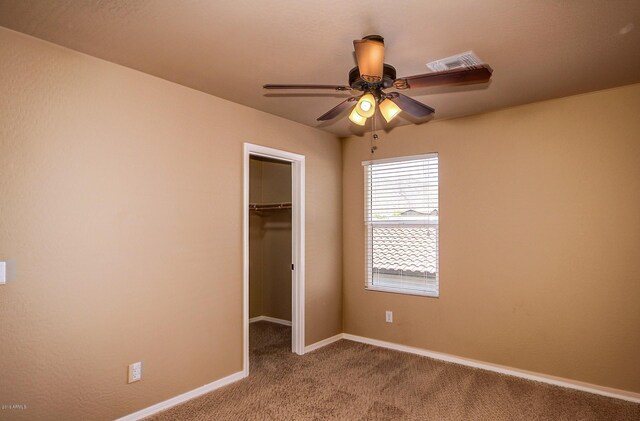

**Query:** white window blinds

left=363, top=154, right=439, bottom=297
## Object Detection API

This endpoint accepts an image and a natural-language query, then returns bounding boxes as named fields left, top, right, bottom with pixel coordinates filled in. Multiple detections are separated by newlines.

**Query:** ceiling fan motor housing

left=349, top=64, right=397, bottom=92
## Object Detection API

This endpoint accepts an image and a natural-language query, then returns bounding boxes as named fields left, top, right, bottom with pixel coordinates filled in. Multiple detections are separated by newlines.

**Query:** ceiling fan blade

left=387, top=92, right=434, bottom=118
left=353, top=35, right=385, bottom=83
left=393, top=64, right=493, bottom=90
left=317, top=97, right=358, bottom=121
left=263, top=84, right=351, bottom=91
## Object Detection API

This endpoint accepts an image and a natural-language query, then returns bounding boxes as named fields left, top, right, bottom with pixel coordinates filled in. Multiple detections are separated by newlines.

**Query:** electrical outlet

left=385, top=311, right=393, bottom=323
left=0, top=262, right=6, bottom=285
left=128, top=361, right=142, bottom=383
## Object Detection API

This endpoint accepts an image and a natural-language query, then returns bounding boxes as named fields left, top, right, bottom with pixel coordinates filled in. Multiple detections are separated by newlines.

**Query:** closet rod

left=249, top=202, right=292, bottom=211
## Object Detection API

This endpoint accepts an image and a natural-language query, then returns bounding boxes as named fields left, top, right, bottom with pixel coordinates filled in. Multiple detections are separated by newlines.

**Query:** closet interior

left=249, top=156, right=292, bottom=328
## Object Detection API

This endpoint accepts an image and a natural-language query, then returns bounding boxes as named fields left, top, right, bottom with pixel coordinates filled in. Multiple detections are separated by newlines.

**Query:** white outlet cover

left=128, top=361, right=142, bottom=383
left=385, top=311, right=393, bottom=323
left=0, top=262, right=6, bottom=284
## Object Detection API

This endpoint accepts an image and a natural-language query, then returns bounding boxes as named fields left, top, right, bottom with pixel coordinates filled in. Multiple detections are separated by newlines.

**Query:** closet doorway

left=243, top=143, right=305, bottom=376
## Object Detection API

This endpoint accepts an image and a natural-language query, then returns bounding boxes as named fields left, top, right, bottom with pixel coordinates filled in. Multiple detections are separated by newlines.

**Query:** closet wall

left=249, top=158, right=292, bottom=322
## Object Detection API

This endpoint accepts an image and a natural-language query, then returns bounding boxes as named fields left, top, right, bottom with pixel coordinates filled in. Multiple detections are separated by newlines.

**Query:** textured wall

left=342, top=83, right=640, bottom=394
left=259, top=160, right=293, bottom=321
left=0, top=27, right=342, bottom=420
left=249, top=159, right=264, bottom=318
left=259, top=211, right=293, bottom=321
left=249, top=159, right=292, bottom=321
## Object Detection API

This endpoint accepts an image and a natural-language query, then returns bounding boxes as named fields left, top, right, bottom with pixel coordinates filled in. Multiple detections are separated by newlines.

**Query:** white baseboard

left=116, top=333, right=639, bottom=420
left=343, top=334, right=640, bottom=404
left=115, top=371, right=246, bottom=421
left=304, top=333, right=344, bottom=353
left=249, top=315, right=292, bottom=326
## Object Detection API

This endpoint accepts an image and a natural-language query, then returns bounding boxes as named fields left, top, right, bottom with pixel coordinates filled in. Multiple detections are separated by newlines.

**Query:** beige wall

left=260, top=158, right=292, bottom=203
left=343, top=83, right=640, bottom=393
left=0, top=27, right=342, bottom=421
left=249, top=158, right=292, bottom=321
left=249, top=159, right=264, bottom=318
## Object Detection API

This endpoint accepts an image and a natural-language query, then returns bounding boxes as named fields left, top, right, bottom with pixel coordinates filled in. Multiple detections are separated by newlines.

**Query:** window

left=364, top=154, right=439, bottom=297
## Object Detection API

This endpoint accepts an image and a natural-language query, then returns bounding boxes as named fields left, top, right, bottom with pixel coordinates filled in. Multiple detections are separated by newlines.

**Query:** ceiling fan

left=263, top=35, right=493, bottom=126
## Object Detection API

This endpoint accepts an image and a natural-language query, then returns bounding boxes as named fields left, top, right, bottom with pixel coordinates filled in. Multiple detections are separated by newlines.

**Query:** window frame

left=363, top=153, right=440, bottom=298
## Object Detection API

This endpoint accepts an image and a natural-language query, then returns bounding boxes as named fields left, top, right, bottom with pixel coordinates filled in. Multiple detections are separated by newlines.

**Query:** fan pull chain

left=370, top=112, right=378, bottom=155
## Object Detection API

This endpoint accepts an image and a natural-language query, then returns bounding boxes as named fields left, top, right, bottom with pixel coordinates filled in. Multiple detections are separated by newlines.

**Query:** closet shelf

left=249, top=202, right=292, bottom=211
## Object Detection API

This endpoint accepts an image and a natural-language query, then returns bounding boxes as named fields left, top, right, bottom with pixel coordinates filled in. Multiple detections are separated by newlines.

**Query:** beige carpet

left=148, top=322, right=640, bottom=420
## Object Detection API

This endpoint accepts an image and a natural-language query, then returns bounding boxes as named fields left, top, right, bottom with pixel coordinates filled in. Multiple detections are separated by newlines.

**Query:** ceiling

left=1, top=0, right=639, bottom=137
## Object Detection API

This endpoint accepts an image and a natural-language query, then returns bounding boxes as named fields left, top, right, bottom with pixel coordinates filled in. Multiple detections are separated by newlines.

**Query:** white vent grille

left=427, top=51, right=482, bottom=72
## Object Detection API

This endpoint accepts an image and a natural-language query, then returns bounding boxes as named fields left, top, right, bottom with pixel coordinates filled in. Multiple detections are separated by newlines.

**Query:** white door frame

left=243, top=143, right=305, bottom=376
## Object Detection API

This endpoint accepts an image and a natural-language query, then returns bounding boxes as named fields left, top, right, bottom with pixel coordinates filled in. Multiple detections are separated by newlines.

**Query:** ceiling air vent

left=426, top=51, right=482, bottom=72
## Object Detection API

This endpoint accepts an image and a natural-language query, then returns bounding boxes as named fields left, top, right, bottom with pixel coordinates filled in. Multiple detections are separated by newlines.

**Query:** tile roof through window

left=371, top=226, right=437, bottom=274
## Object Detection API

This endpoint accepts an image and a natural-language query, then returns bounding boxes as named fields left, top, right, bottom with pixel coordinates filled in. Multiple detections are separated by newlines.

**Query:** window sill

left=365, top=285, right=439, bottom=298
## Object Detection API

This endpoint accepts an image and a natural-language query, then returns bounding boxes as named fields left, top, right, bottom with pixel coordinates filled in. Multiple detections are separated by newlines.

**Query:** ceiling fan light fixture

left=356, top=93, right=376, bottom=118
left=354, top=37, right=384, bottom=83
left=349, top=107, right=367, bottom=126
left=379, top=98, right=402, bottom=123
left=264, top=35, right=493, bottom=129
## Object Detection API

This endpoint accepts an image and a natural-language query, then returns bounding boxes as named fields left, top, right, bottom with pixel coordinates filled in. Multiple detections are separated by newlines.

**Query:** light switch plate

left=0, top=262, right=6, bottom=284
